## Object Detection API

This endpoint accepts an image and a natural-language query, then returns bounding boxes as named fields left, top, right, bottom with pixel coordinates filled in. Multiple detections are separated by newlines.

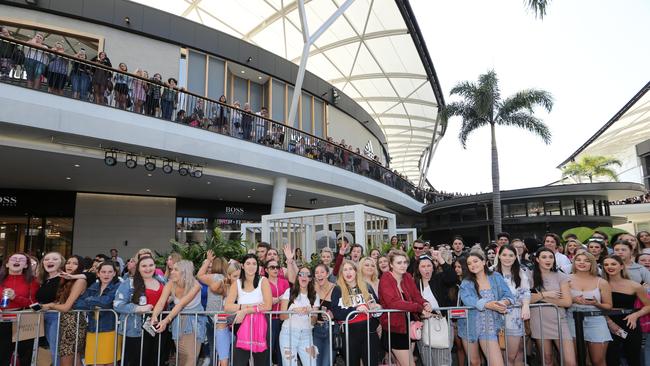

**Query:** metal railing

left=0, top=36, right=423, bottom=201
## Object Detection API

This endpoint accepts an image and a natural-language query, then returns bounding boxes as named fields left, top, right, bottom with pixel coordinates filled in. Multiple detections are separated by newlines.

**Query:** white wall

left=73, top=193, right=176, bottom=259
left=0, top=5, right=179, bottom=80
left=327, top=105, right=385, bottom=165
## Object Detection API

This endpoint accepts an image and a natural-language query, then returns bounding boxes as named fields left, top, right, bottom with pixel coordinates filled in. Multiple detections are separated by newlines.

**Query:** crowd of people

left=610, top=192, right=650, bottom=205
left=2, top=230, right=650, bottom=366
left=421, top=189, right=486, bottom=204
left=0, top=30, right=423, bottom=197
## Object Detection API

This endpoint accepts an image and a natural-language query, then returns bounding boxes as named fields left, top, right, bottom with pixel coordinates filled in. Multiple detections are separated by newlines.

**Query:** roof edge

left=394, top=0, right=446, bottom=110
left=557, top=80, right=650, bottom=168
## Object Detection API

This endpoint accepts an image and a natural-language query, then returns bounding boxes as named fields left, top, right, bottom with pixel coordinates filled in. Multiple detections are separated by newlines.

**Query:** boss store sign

left=177, top=198, right=270, bottom=221
left=0, top=189, right=76, bottom=216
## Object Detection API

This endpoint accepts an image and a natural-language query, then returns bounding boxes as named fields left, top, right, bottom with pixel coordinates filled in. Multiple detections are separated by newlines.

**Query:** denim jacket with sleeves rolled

left=74, top=279, right=121, bottom=332
left=457, top=271, right=516, bottom=341
left=113, top=277, right=164, bottom=337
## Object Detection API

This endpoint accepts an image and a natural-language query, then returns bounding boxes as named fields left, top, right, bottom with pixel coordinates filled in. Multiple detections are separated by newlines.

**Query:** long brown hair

left=131, top=256, right=156, bottom=303
left=0, top=252, right=34, bottom=284
left=288, top=266, right=317, bottom=307
left=56, top=255, right=84, bottom=302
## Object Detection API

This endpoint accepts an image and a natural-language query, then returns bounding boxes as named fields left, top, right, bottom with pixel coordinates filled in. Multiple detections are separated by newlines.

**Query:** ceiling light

left=178, top=163, right=189, bottom=176
left=104, top=151, right=117, bottom=166
left=146, top=189, right=150, bottom=192
left=241, top=70, right=245, bottom=74
left=65, top=177, right=71, bottom=180
left=147, top=174, right=152, bottom=177
left=247, top=195, right=251, bottom=198
left=191, top=166, right=203, bottom=178
left=162, top=160, right=173, bottom=174
left=125, top=154, right=137, bottom=169
left=206, top=181, right=211, bottom=185
left=251, top=188, right=256, bottom=191
left=74, top=164, right=80, bottom=168
left=144, top=157, right=156, bottom=171
left=258, top=76, right=262, bottom=80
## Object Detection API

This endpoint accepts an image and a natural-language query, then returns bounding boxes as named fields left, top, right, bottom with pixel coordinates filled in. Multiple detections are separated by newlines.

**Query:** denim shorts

left=24, top=58, right=45, bottom=80
left=215, top=327, right=231, bottom=361
left=568, top=313, right=612, bottom=343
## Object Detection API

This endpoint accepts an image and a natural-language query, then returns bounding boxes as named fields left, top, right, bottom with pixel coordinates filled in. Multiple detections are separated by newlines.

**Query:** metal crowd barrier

left=3, top=303, right=578, bottom=366
left=570, top=308, right=634, bottom=366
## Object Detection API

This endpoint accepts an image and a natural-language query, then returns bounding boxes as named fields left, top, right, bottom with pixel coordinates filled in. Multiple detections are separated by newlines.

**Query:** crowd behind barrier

left=3, top=231, right=650, bottom=366
left=0, top=32, right=424, bottom=201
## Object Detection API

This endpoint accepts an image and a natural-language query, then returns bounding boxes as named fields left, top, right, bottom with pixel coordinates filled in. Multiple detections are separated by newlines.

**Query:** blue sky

left=413, top=0, right=650, bottom=193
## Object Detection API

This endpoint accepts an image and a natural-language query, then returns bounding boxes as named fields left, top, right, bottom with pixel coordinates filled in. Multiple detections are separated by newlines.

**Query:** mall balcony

left=0, top=35, right=424, bottom=215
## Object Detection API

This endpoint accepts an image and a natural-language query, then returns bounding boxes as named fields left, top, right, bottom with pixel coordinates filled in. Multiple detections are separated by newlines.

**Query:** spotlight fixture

left=162, top=160, right=173, bottom=174
left=124, top=16, right=130, bottom=24
left=178, top=163, right=189, bottom=176
left=247, top=56, right=252, bottom=63
left=332, top=88, right=340, bottom=105
left=125, top=154, right=137, bottom=169
left=104, top=151, right=117, bottom=166
left=144, top=157, right=156, bottom=171
left=191, top=166, right=203, bottom=178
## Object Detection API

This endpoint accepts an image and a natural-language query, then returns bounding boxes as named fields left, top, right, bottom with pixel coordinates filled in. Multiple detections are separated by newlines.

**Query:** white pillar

left=271, top=177, right=288, bottom=214
left=354, top=207, right=366, bottom=249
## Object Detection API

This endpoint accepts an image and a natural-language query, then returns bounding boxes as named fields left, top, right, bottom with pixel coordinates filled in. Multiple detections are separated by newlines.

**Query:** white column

left=271, top=177, right=288, bottom=214
left=353, top=207, right=366, bottom=249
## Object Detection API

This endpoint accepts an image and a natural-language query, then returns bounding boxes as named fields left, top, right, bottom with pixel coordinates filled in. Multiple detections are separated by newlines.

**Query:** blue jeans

left=643, top=332, right=650, bottom=366
left=44, top=312, right=60, bottom=366
left=313, top=322, right=334, bottom=366
left=161, top=99, right=174, bottom=120
left=270, top=318, right=282, bottom=365
left=279, top=327, right=317, bottom=366
left=70, top=72, right=90, bottom=100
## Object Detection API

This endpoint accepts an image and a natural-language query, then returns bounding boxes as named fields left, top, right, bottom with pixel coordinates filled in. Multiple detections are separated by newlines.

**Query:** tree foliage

left=525, top=0, right=551, bottom=19
left=561, top=155, right=622, bottom=183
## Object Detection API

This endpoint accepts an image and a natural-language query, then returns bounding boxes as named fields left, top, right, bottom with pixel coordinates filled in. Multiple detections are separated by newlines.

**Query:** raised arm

left=284, top=244, right=298, bottom=284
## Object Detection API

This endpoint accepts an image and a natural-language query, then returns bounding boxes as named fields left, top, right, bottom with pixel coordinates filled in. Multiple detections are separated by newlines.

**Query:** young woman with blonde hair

left=568, top=251, right=612, bottom=366
left=331, top=259, right=382, bottom=366
left=360, top=257, right=380, bottom=295
left=152, top=260, right=206, bottom=366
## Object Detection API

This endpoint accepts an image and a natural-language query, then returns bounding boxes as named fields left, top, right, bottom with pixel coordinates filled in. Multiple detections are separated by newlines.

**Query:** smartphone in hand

left=29, top=303, right=42, bottom=311
left=141, top=317, right=157, bottom=337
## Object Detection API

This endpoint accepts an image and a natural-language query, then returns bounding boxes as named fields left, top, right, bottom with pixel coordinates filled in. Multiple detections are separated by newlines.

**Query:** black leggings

left=0, top=322, right=35, bottom=366
left=124, top=334, right=161, bottom=366
left=606, top=328, right=642, bottom=366
left=231, top=323, right=269, bottom=366
left=345, top=322, right=380, bottom=366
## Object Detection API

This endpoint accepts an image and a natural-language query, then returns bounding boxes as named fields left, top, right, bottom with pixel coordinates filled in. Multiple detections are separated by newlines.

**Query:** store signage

left=364, top=140, right=374, bottom=157
left=0, top=196, right=17, bottom=207
left=225, top=206, right=245, bottom=215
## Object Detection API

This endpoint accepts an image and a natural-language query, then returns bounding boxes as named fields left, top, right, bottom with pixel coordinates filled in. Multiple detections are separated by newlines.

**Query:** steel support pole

left=287, top=0, right=356, bottom=126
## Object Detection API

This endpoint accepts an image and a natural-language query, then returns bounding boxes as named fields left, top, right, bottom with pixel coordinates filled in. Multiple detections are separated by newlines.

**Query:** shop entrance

left=0, top=215, right=73, bottom=260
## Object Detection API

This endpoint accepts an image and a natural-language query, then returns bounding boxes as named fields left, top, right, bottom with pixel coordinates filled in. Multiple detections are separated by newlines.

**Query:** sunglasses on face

left=266, top=265, right=279, bottom=270
left=298, top=272, right=311, bottom=278
left=413, top=246, right=425, bottom=250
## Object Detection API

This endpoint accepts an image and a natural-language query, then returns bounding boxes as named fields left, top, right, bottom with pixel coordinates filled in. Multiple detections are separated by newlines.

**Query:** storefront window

left=44, top=218, right=73, bottom=257
left=561, top=200, right=576, bottom=216
left=176, top=217, right=253, bottom=243
left=505, top=203, right=526, bottom=218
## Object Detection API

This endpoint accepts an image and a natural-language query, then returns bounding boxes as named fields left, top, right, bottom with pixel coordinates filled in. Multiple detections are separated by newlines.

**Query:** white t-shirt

left=554, top=252, right=573, bottom=274
left=280, top=288, right=320, bottom=330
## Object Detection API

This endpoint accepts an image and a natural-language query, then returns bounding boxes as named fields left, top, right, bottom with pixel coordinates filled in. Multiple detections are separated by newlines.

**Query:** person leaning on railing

left=331, top=259, right=382, bottom=366
left=90, top=51, right=112, bottom=106
left=74, top=261, right=122, bottom=366
left=41, top=255, right=89, bottom=366
left=529, top=247, right=577, bottom=366
left=113, top=255, right=162, bottom=366
left=378, top=250, right=431, bottom=366
left=602, top=254, right=650, bottom=366
left=0, top=252, right=40, bottom=366
left=457, top=251, right=515, bottom=366
left=24, top=33, right=49, bottom=90
left=69, top=49, right=92, bottom=101
left=151, top=260, right=207, bottom=366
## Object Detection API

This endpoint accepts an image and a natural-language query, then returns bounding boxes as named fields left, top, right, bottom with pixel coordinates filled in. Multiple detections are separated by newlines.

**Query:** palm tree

left=442, top=70, right=553, bottom=236
left=561, top=155, right=622, bottom=183
left=525, top=0, right=551, bottom=19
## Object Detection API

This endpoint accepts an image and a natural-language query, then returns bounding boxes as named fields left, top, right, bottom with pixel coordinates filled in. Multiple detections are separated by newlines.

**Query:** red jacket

left=0, top=274, right=39, bottom=310
left=378, top=272, right=427, bottom=334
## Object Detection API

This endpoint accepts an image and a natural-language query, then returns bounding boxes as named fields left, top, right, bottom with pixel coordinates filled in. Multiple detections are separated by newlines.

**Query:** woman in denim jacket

left=113, top=256, right=164, bottom=366
left=458, top=251, right=514, bottom=366
left=74, top=261, right=122, bottom=366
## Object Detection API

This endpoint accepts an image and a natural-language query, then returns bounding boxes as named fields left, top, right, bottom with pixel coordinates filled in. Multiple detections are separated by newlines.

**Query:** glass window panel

left=187, top=50, right=206, bottom=96
left=44, top=217, right=73, bottom=258
left=250, top=82, right=263, bottom=112
left=313, top=99, right=324, bottom=138
left=545, top=200, right=561, bottom=216
left=527, top=201, right=543, bottom=217
left=272, top=80, right=286, bottom=122
left=509, top=203, right=527, bottom=218
left=207, top=56, right=225, bottom=100
left=301, top=93, right=312, bottom=133
left=561, top=200, right=576, bottom=216
left=233, top=76, right=248, bottom=107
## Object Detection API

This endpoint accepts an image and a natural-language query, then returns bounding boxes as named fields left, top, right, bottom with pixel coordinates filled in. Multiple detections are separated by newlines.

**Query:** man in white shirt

left=543, top=233, right=572, bottom=274
left=110, top=248, right=125, bottom=273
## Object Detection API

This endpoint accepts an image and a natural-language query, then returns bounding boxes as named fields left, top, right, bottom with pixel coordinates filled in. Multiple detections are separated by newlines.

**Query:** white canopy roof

left=130, top=0, right=445, bottom=184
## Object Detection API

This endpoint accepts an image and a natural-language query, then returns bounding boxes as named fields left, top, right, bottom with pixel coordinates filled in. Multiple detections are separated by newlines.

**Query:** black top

left=416, top=263, right=458, bottom=309
left=35, top=276, right=61, bottom=303
left=611, top=291, right=638, bottom=331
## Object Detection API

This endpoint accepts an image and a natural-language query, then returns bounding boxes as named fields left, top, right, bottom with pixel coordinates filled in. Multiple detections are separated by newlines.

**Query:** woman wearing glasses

left=279, top=266, right=320, bottom=365
left=265, top=257, right=290, bottom=365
